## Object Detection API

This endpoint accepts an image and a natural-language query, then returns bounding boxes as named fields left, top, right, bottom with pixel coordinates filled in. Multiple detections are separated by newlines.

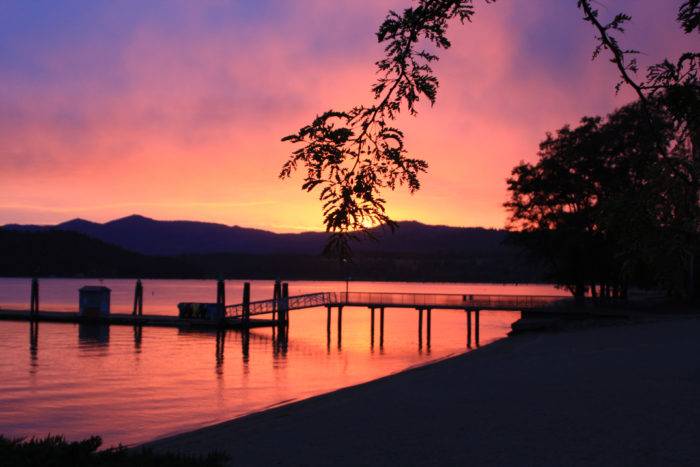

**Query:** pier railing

left=328, top=292, right=572, bottom=309
left=225, top=291, right=572, bottom=318
left=225, top=292, right=331, bottom=318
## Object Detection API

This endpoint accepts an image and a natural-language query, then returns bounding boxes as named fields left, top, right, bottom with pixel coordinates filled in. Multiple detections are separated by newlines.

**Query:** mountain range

left=1, top=215, right=544, bottom=282
left=4, top=214, right=510, bottom=257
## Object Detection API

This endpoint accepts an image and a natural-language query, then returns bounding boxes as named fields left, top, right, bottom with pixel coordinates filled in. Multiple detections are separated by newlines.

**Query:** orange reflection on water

left=0, top=280, right=564, bottom=446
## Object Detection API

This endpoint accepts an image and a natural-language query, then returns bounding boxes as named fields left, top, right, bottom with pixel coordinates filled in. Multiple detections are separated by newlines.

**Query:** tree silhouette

left=282, top=0, right=698, bottom=264
left=280, top=0, right=489, bottom=258
left=506, top=96, right=694, bottom=298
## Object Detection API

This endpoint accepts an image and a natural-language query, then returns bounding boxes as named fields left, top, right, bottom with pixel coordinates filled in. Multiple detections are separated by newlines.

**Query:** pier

left=225, top=290, right=576, bottom=347
left=0, top=279, right=581, bottom=351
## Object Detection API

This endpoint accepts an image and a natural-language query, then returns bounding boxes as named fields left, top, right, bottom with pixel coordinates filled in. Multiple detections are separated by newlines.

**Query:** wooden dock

left=0, top=282, right=633, bottom=353
left=2, top=277, right=625, bottom=350
left=0, top=309, right=277, bottom=329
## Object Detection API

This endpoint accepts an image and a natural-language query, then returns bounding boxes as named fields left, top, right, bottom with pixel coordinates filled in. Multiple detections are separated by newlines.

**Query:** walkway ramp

left=225, top=292, right=573, bottom=318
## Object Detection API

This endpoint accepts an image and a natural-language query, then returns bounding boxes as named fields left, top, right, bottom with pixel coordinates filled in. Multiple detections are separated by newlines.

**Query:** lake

left=0, top=279, right=566, bottom=446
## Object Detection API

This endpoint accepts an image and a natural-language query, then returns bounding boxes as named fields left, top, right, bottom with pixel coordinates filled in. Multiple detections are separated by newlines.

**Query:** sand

left=144, top=317, right=700, bottom=466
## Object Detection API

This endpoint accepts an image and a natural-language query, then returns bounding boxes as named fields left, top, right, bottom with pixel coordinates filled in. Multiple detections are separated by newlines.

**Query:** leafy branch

left=578, top=0, right=699, bottom=96
left=280, top=0, right=492, bottom=259
left=577, top=0, right=699, bottom=181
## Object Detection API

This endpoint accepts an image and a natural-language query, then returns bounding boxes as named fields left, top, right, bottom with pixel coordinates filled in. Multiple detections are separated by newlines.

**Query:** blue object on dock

left=79, top=286, right=111, bottom=318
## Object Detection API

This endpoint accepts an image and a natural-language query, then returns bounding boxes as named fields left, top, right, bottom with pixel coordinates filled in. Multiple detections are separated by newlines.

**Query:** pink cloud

left=0, top=1, right=694, bottom=231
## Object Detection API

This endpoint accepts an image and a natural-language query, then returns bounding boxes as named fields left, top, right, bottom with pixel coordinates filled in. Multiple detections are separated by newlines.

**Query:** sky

left=0, top=1, right=695, bottom=232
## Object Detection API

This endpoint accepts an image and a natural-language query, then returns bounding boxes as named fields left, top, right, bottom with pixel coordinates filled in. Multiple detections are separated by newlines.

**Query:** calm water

left=0, top=279, right=566, bottom=446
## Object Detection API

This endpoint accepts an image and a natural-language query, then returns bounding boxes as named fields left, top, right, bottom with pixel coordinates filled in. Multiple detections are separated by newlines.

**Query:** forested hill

left=0, top=216, right=545, bottom=282
left=4, top=215, right=508, bottom=257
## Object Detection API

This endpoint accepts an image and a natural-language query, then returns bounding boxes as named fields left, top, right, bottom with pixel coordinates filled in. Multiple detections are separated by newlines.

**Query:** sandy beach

left=145, top=317, right=700, bottom=466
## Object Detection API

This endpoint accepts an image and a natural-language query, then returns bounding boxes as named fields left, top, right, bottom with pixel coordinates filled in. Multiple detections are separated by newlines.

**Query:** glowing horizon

left=0, top=1, right=694, bottom=233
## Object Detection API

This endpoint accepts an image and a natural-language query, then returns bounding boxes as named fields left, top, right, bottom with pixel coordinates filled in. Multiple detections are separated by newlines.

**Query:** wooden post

left=466, top=309, right=472, bottom=348
left=475, top=309, right=480, bottom=347
left=242, top=282, right=250, bottom=322
left=426, top=308, right=432, bottom=348
left=280, top=282, right=289, bottom=324
left=370, top=307, right=375, bottom=347
left=337, top=306, right=343, bottom=349
left=216, top=278, right=226, bottom=321
left=380, top=307, right=385, bottom=347
left=326, top=305, right=331, bottom=350
left=272, top=280, right=281, bottom=321
left=30, top=278, right=39, bottom=317
left=133, top=279, right=143, bottom=316
left=418, top=308, right=423, bottom=347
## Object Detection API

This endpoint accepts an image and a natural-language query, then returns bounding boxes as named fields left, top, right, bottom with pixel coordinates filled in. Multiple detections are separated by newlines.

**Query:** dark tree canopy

left=506, top=95, right=695, bottom=298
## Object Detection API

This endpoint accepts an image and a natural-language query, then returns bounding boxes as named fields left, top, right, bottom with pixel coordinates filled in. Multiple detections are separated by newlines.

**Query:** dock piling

left=475, top=309, right=480, bottom=347
left=272, top=280, right=281, bottom=321
left=337, top=306, right=343, bottom=350
left=466, top=309, right=472, bottom=348
left=30, top=278, right=39, bottom=317
left=216, top=278, right=226, bottom=322
left=380, top=307, right=385, bottom=348
left=326, top=306, right=331, bottom=351
left=242, top=282, right=250, bottom=322
left=370, top=307, right=375, bottom=347
left=418, top=308, right=423, bottom=348
left=427, top=308, right=432, bottom=348
left=132, top=279, right=143, bottom=317
left=278, top=283, right=289, bottom=325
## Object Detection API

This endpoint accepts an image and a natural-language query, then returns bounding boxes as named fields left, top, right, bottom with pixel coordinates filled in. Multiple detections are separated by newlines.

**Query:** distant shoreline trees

left=505, top=93, right=696, bottom=299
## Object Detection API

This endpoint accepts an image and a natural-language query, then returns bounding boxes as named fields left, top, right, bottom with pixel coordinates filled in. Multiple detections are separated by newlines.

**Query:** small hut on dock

left=79, top=286, right=111, bottom=318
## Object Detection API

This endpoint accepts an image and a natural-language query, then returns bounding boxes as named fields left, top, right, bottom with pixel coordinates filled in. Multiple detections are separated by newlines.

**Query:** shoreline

left=144, top=315, right=700, bottom=466
left=0, top=275, right=557, bottom=286
left=143, top=347, right=472, bottom=449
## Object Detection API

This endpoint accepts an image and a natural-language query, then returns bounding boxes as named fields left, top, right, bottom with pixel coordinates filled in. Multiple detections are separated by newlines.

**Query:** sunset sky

left=0, top=1, right=694, bottom=232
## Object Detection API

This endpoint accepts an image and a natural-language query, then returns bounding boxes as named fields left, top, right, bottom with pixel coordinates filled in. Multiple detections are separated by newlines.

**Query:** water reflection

left=215, top=329, right=225, bottom=376
left=133, top=325, right=143, bottom=352
left=29, top=321, right=39, bottom=373
left=273, top=324, right=288, bottom=361
left=241, top=329, right=250, bottom=367
left=78, top=323, right=110, bottom=346
left=2, top=298, right=520, bottom=447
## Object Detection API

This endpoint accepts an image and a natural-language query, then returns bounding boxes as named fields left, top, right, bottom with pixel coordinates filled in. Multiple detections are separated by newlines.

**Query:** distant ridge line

left=2, top=215, right=509, bottom=257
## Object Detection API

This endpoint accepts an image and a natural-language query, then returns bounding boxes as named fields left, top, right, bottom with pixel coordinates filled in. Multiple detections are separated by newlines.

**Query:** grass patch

left=0, top=434, right=227, bottom=466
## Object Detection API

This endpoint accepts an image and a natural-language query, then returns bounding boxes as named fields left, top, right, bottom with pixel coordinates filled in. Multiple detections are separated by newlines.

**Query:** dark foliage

left=0, top=434, right=226, bottom=467
left=506, top=96, right=696, bottom=298
left=0, top=227, right=543, bottom=283
left=281, top=1, right=494, bottom=258
left=577, top=0, right=699, bottom=298
left=282, top=0, right=698, bottom=266
left=0, top=229, right=184, bottom=278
